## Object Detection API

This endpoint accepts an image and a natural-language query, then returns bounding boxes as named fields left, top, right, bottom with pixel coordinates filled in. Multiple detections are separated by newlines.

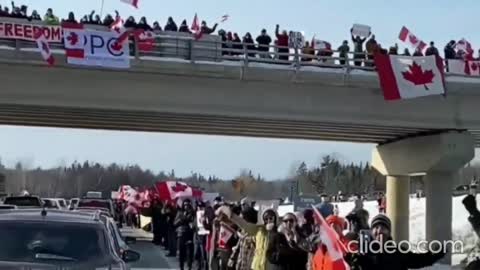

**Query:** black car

left=0, top=209, right=140, bottom=269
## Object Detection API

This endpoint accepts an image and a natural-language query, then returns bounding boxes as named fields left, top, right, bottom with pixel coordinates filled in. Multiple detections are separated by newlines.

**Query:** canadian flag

left=110, top=16, right=124, bottom=33
left=374, top=54, right=445, bottom=101
left=191, top=13, right=202, bottom=40
left=118, top=185, right=138, bottom=202
left=312, top=38, right=331, bottom=50
left=34, top=30, right=54, bottom=66
left=62, top=22, right=85, bottom=58
left=448, top=59, right=480, bottom=76
left=120, top=0, right=139, bottom=8
left=312, top=205, right=350, bottom=270
left=156, top=181, right=203, bottom=201
left=456, top=38, right=474, bottom=59
left=398, top=26, right=427, bottom=52
left=218, top=223, right=234, bottom=248
left=134, top=29, right=155, bottom=52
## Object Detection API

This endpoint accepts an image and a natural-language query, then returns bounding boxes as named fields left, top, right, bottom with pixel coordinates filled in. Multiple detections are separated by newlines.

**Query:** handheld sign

left=352, top=24, right=371, bottom=38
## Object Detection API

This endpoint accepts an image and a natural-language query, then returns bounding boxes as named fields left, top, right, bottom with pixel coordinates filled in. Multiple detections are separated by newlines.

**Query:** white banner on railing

left=65, top=29, right=130, bottom=69
left=0, top=21, right=62, bottom=42
left=352, top=23, right=371, bottom=38
left=448, top=59, right=480, bottom=76
left=288, top=31, right=305, bottom=48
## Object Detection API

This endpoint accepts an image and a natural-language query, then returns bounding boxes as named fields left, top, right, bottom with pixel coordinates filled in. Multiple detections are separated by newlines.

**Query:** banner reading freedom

left=0, top=22, right=62, bottom=43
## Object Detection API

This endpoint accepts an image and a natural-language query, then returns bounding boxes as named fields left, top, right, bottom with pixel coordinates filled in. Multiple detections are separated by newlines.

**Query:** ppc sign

left=0, top=22, right=62, bottom=42
left=66, top=29, right=130, bottom=69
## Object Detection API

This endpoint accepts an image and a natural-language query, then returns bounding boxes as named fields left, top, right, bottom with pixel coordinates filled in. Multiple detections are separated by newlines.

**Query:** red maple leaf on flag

left=67, top=32, right=79, bottom=46
left=110, top=41, right=123, bottom=51
left=402, top=61, right=435, bottom=90
left=171, top=182, right=188, bottom=193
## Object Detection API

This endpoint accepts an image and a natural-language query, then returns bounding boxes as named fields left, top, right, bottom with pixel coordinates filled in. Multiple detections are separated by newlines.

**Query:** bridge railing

left=0, top=17, right=472, bottom=78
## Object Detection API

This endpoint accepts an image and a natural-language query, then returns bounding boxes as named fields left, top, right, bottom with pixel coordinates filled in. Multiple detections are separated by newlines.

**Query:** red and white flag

left=110, top=16, right=124, bottom=33
left=374, top=54, right=445, bottom=101
left=312, top=205, right=350, bottom=270
left=218, top=223, right=234, bottom=248
left=398, top=26, right=427, bottom=52
left=34, top=30, right=54, bottom=66
left=191, top=13, right=202, bottom=40
left=456, top=38, right=474, bottom=58
left=120, top=0, right=139, bottom=8
left=63, top=22, right=85, bottom=58
left=448, top=59, right=480, bottom=76
left=156, top=181, right=203, bottom=201
left=134, top=29, right=155, bottom=51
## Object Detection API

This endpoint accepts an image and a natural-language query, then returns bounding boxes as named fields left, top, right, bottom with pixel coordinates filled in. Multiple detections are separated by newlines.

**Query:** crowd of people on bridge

left=1, top=2, right=480, bottom=68
left=144, top=194, right=446, bottom=270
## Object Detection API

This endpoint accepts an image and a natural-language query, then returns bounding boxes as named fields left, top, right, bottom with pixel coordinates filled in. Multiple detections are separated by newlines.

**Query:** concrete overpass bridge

left=1, top=18, right=480, bottom=265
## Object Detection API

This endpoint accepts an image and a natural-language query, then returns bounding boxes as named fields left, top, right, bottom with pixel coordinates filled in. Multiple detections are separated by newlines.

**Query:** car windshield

left=4, top=197, right=41, bottom=207
left=42, top=200, right=58, bottom=208
left=0, top=221, right=109, bottom=264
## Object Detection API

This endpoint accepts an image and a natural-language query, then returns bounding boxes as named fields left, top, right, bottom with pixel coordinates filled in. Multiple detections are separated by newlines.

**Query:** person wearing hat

left=240, top=197, right=258, bottom=225
left=349, top=214, right=445, bottom=270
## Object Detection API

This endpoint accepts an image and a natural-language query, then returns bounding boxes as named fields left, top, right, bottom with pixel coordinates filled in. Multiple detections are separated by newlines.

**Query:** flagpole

left=100, top=0, right=105, bottom=18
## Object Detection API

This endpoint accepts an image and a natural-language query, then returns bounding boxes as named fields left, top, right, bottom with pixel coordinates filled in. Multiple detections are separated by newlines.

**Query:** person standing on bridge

left=175, top=199, right=196, bottom=270
left=351, top=28, right=368, bottom=67
left=275, top=24, right=290, bottom=62
left=44, top=8, right=59, bottom=25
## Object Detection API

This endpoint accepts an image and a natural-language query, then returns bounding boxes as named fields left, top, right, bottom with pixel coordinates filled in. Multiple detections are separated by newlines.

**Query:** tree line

left=1, top=155, right=478, bottom=200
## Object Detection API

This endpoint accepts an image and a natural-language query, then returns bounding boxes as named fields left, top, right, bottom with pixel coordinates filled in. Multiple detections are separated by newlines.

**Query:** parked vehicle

left=0, top=209, right=140, bottom=269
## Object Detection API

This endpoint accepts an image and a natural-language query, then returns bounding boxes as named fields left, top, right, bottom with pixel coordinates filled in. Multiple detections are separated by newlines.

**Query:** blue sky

left=0, top=0, right=479, bottom=179
left=7, top=0, right=480, bottom=51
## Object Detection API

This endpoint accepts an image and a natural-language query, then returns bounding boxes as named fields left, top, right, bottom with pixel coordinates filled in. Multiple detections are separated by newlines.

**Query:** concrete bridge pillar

left=386, top=175, right=410, bottom=242
left=372, top=131, right=475, bottom=265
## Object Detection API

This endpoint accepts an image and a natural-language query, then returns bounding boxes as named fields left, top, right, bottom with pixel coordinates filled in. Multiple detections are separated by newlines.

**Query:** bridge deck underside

left=0, top=104, right=471, bottom=146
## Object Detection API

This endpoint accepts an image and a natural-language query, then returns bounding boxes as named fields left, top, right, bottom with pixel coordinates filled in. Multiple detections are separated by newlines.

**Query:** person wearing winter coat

left=346, top=197, right=369, bottom=233
left=316, top=195, right=334, bottom=218
left=301, top=42, right=315, bottom=62
left=444, top=40, right=456, bottom=72
left=275, top=24, right=289, bottom=61
left=218, top=207, right=279, bottom=270
left=62, top=12, right=77, bottom=24
left=266, top=212, right=308, bottom=270
left=425, top=41, right=439, bottom=56
left=403, top=48, right=411, bottom=56
left=312, top=215, right=352, bottom=270
left=351, top=28, right=367, bottom=66
left=164, top=17, right=178, bottom=32
left=43, top=8, right=59, bottom=25
left=175, top=199, right=196, bottom=270
left=152, top=21, right=162, bottom=33
left=179, top=20, right=191, bottom=33
left=413, top=47, right=424, bottom=56
left=348, top=214, right=445, bottom=270
left=201, top=21, right=218, bottom=35
left=365, top=35, right=377, bottom=67
left=124, top=16, right=137, bottom=29
left=232, top=33, right=242, bottom=56
left=137, top=17, right=152, bottom=31
left=256, top=29, right=272, bottom=59
left=462, top=195, right=480, bottom=269
left=337, top=40, right=350, bottom=66
left=243, top=33, right=256, bottom=58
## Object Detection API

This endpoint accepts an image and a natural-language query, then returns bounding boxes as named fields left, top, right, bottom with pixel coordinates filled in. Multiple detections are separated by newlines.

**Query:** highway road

left=121, top=227, right=178, bottom=270
left=129, top=241, right=177, bottom=270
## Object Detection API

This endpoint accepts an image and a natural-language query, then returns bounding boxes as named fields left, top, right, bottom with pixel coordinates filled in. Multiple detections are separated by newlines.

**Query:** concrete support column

left=386, top=175, right=410, bottom=242
left=425, top=171, right=455, bottom=265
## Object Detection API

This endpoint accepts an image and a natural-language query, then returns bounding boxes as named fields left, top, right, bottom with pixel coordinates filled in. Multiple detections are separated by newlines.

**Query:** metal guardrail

left=0, top=17, right=477, bottom=81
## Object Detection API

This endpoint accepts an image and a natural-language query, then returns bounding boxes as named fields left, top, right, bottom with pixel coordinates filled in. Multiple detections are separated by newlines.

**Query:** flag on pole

left=34, top=30, right=54, bottom=66
left=398, top=26, right=427, bottom=52
left=191, top=13, right=202, bottom=40
left=312, top=205, right=350, bottom=270
left=120, top=0, right=139, bottom=8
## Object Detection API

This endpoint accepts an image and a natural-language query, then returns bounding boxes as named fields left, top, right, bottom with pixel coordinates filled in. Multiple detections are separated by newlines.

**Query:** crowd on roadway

left=146, top=194, right=446, bottom=270
left=1, top=3, right=480, bottom=68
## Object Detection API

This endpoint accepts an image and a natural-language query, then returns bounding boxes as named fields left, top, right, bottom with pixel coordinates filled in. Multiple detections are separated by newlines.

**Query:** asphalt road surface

left=129, top=241, right=177, bottom=270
